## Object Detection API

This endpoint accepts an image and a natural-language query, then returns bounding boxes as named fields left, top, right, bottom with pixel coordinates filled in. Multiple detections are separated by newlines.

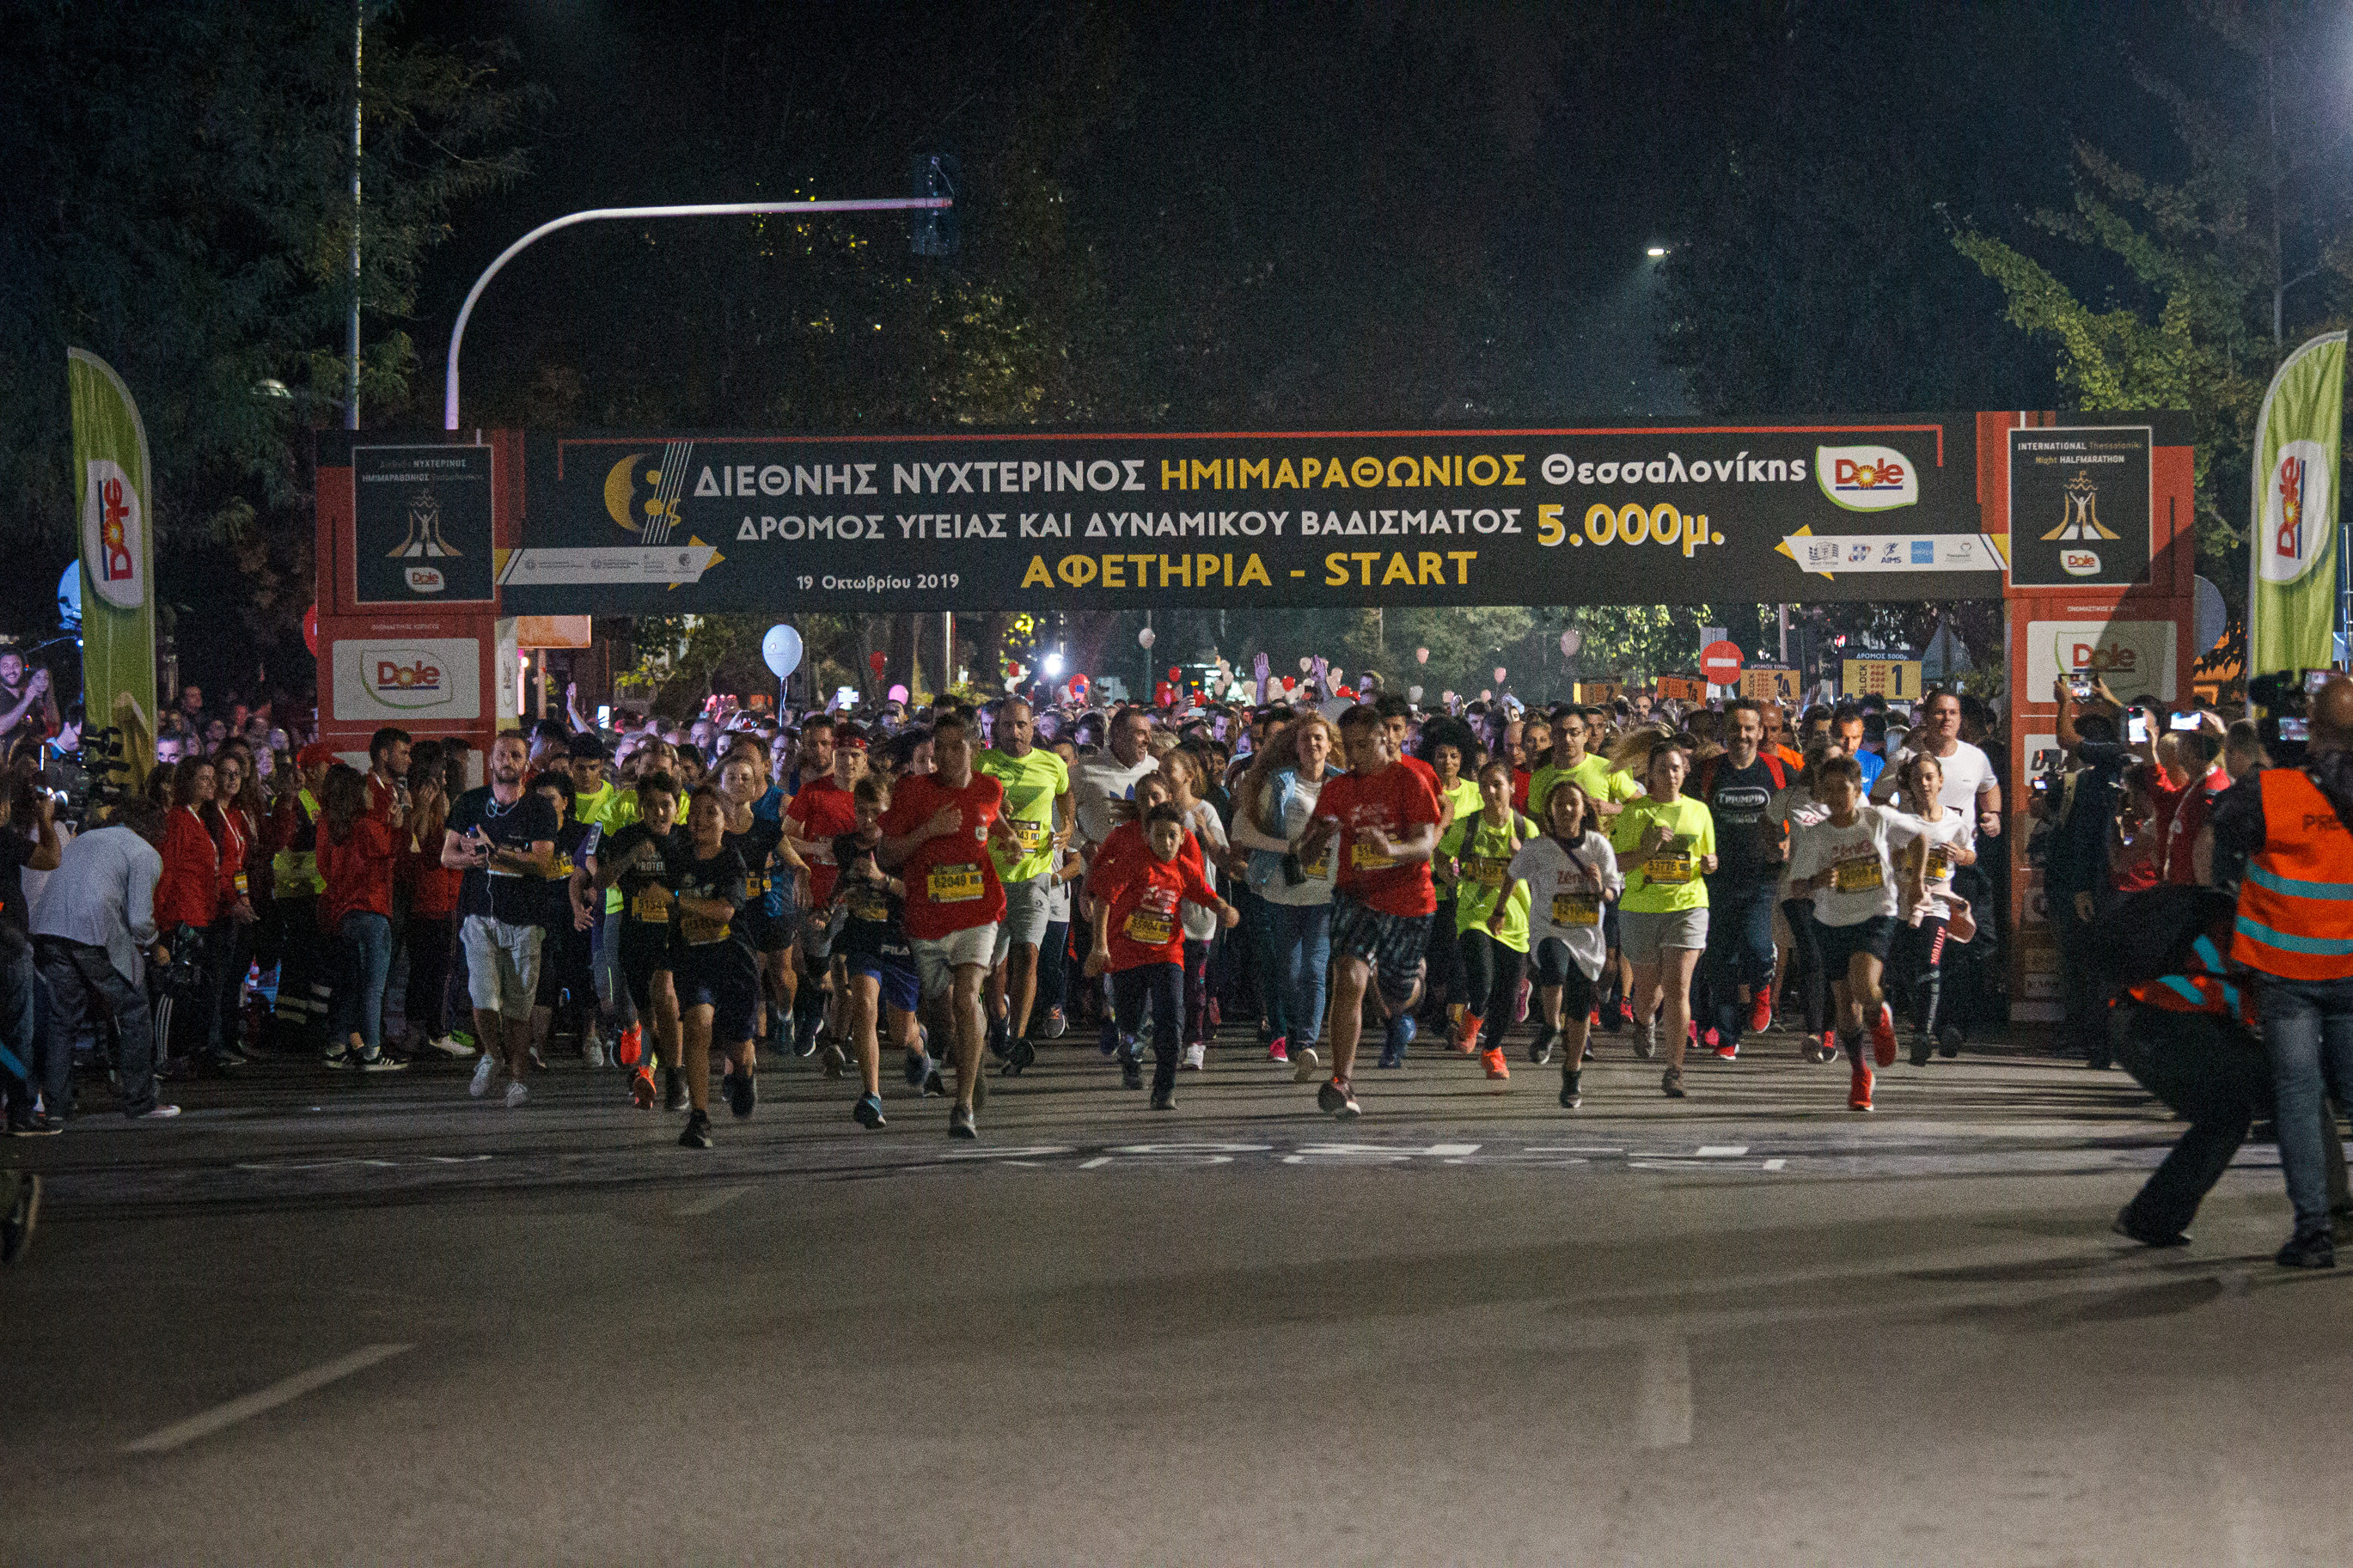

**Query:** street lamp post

left=442, top=196, right=951, bottom=430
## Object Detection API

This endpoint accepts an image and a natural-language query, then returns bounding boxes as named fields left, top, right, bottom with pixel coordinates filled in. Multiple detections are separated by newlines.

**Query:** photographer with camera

left=2044, top=674, right=2136, bottom=1067
left=29, top=798, right=178, bottom=1121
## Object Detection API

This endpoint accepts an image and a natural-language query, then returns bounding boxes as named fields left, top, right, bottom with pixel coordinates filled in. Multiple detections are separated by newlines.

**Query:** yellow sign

left=1740, top=666, right=1800, bottom=702
left=1576, top=680, right=1619, bottom=705
left=1842, top=659, right=1922, bottom=699
left=1656, top=674, right=1706, bottom=702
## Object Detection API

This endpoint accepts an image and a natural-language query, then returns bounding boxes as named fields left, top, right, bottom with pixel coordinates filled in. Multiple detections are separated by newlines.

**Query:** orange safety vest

left=2128, top=925, right=2258, bottom=1030
left=2231, top=768, right=2353, bottom=981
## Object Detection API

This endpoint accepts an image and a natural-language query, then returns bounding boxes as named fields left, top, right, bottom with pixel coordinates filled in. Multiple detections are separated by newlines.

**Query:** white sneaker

left=584, top=1035, right=607, bottom=1069
left=1182, top=1043, right=1207, bottom=1071
left=504, top=1080, right=529, bottom=1110
left=529, top=1045, right=547, bottom=1071
left=427, top=1034, right=474, bottom=1059
left=137, top=1104, right=182, bottom=1120
left=469, top=1055, right=497, bottom=1098
left=1291, top=1046, right=1322, bottom=1083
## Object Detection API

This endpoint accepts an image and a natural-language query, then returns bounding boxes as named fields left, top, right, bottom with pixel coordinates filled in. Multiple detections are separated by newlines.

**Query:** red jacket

left=208, top=804, right=254, bottom=909
left=155, top=806, right=222, bottom=931
left=319, top=817, right=396, bottom=930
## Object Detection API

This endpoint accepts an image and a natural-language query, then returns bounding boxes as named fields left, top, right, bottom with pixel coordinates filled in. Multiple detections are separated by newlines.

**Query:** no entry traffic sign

left=1701, top=639, right=1744, bottom=685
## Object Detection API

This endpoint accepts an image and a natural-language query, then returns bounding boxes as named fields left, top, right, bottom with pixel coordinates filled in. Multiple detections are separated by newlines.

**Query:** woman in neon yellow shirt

left=1608, top=742, right=1716, bottom=1099
left=1437, top=760, right=1537, bottom=1081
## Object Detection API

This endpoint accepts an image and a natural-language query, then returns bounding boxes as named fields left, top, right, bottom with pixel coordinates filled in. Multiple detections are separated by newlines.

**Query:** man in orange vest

left=2209, top=675, right=2353, bottom=1268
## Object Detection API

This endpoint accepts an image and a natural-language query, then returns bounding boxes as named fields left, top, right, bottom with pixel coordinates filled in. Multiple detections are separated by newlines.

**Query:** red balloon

left=1167, top=666, right=1181, bottom=682
left=868, top=651, right=887, bottom=674
left=1280, top=674, right=1296, bottom=691
left=303, top=603, right=319, bottom=656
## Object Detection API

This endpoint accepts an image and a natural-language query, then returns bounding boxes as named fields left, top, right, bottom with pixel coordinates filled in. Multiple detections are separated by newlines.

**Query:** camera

left=65, top=726, right=133, bottom=829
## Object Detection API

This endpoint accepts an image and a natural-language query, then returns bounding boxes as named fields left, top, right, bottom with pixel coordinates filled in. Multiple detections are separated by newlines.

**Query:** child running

left=829, top=774, right=920, bottom=1129
left=1085, top=802, right=1239, bottom=1109
left=1496, top=781, right=1622, bottom=1108
left=1892, top=750, right=1977, bottom=1065
left=1438, top=759, right=1540, bottom=1081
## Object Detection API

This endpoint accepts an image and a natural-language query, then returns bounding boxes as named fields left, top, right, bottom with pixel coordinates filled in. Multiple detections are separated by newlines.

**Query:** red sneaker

left=1702, top=1027, right=1720, bottom=1048
left=1480, top=1046, right=1511, bottom=1081
left=1714, top=1040, right=1739, bottom=1060
left=1616, top=999, right=1635, bottom=1031
left=1268, top=1035, right=1290, bottom=1065
left=1748, top=987, right=1774, bottom=1035
left=617, top=1023, right=644, bottom=1069
left=630, top=1066, right=656, bottom=1109
left=1451, top=1013, right=1483, bottom=1056
left=1870, top=1003, right=1898, bottom=1068
left=1588, top=1007, right=1603, bottom=1030
left=1849, top=1059, right=1874, bottom=1111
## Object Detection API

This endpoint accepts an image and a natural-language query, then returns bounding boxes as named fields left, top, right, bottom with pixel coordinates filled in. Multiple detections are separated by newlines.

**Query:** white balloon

left=1138, top=627, right=1157, bottom=649
left=1560, top=629, right=1580, bottom=656
left=761, top=624, right=804, bottom=679
left=1408, top=685, right=1423, bottom=703
left=1415, top=647, right=1429, bottom=663
left=1299, top=656, right=1314, bottom=673
left=1493, top=666, right=1507, bottom=684
left=1479, top=689, right=1492, bottom=702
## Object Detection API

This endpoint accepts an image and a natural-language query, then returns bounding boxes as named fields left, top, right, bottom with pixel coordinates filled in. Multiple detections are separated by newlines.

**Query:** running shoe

left=791, top=1009, right=826, bottom=1059
left=904, top=1048, right=933, bottom=1089
left=1290, top=1046, right=1322, bottom=1083
left=987, top=1014, right=1011, bottom=1062
left=1909, top=1032, right=1934, bottom=1069
left=1870, top=1003, right=1898, bottom=1069
left=427, top=1034, right=475, bottom=1059
left=1559, top=1069, right=1582, bottom=1110
left=323, top=1043, right=352, bottom=1070
left=1449, top=1011, right=1482, bottom=1056
left=468, top=1054, right=496, bottom=1097
left=1006, top=1039, right=1036, bottom=1075
left=1149, top=1086, right=1176, bottom=1111
left=1660, top=1066, right=1685, bottom=1098
left=630, top=1067, right=657, bottom=1109
left=1849, top=1059, right=1873, bottom=1112
left=584, top=1034, right=607, bottom=1070
left=1480, top=1046, right=1510, bottom=1082
left=924, top=1066, right=946, bottom=1098
left=1614, top=998, right=1635, bottom=1033
left=725, top=1065, right=757, bottom=1120
left=1937, top=1023, right=1963, bottom=1059
left=1097, top=1022, right=1120, bottom=1059
left=1529, top=1026, right=1557, bottom=1067
left=1593, top=1001, right=1620, bottom=1034
left=1699, top=1025, right=1716, bottom=1049
left=2111, top=1206, right=2191, bottom=1248
left=1039, top=1007, right=1068, bottom=1040
left=504, top=1080, right=529, bottom=1109
left=853, top=1092, right=886, bottom=1129
left=1182, top=1043, right=1207, bottom=1071
left=356, top=1051, right=410, bottom=1072
left=135, top=1104, right=182, bottom=1120
left=1267, top=1034, right=1290, bottom=1065
left=1748, top=987, right=1774, bottom=1035
left=1635, top=1021, right=1659, bottom=1060
left=819, top=1043, right=847, bottom=1079
left=680, top=1108, right=712, bottom=1149
left=1587, top=1007, right=1603, bottom=1031
left=949, top=1104, right=978, bottom=1140
left=1582, top=1041, right=1595, bottom=1063
left=1121, top=1058, right=1145, bottom=1090
left=1316, top=1077, right=1360, bottom=1119
left=1714, top=1039, right=1739, bottom=1061
left=2274, top=1229, right=2335, bottom=1269
left=1513, top=977, right=1531, bottom=1024
left=5, top=1115, right=62, bottom=1138
left=1807, top=1030, right=1837, bottom=1065
left=615, top=1024, right=643, bottom=1068
left=663, top=1068, right=690, bottom=1112
left=529, top=1044, right=547, bottom=1071
left=1384, top=1012, right=1417, bottom=1065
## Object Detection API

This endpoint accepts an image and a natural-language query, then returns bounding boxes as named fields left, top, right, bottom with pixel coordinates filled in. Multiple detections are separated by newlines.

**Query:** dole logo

left=2069, top=641, right=2137, bottom=674
left=2261, top=438, right=2332, bottom=585
left=2061, top=549, right=2101, bottom=577
left=405, top=565, right=445, bottom=593
left=80, top=456, right=145, bottom=610
left=371, top=651, right=449, bottom=709
left=1816, top=444, right=1919, bottom=512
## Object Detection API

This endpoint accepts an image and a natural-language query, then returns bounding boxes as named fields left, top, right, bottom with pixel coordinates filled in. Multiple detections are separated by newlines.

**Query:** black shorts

left=534, top=920, right=596, bottom=1008
left=1812, top=914, right=1897, bottom=974
left=739, top=909, right=794, bottom=955
left=673, top=941, right=761, bottom=1042
left=618, top=924, right=674, bottom=1018
left=1534, top=937, right=1598, bottom=1014
left=1601, top=901, right=1623, bottom=953
left=1329, top=894, right=1432, bottom=1005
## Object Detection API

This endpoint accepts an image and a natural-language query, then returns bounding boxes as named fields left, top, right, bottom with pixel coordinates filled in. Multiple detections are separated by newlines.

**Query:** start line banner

left=499, top=420, right=2002, bottom=613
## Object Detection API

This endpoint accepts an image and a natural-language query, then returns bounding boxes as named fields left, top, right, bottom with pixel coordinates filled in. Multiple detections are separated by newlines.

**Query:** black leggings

left=1779, top=897, right=1828, bottom=1035
left=1458, top=927, right=1527, bottom=1048
left=1891, top=916, right=1949, bottom=1036
left=405, top=913, right=455, bottom=1039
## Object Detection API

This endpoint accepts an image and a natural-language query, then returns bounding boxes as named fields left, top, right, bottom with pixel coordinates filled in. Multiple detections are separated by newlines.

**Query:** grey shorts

left=993, top=874, right=1055, bottom=962
left=461, top=915, right=545, bottom=1020
left=1619, top=906, right=1709, bottom=966
left=912, top=923, right=999, bottom=998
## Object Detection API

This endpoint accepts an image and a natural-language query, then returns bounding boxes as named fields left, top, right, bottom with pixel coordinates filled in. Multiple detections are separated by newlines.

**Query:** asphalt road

left=6, top=1028, right=2350, bottom=1566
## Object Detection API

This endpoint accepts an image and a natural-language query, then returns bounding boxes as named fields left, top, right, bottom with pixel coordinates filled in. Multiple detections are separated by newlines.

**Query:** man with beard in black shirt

left=1694, top=699, right=1789, bottom=1059
left=442, top=733, right=558, bottom=1107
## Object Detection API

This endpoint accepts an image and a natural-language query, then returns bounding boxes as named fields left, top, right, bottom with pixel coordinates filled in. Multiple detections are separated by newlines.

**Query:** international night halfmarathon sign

left=496, top=421, right=2016, bottom=613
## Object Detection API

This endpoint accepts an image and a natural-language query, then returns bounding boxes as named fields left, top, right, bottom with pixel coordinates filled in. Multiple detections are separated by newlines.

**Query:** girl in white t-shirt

left=1786, top=753, right=1927, bottom=1112
left=1890, top=751, right=1977, bottom=1066
left=1498, top=782, right=1622, bottom=1109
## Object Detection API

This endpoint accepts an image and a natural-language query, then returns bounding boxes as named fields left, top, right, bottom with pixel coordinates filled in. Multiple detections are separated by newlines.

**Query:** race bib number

left=1122, top=907, right=1176, bottom=946
left=1642, top=851, right=1693, bottom=885
left=1551, top=892, right=1601, bottom=927
left=1350, top=840, right=1398, bottom=871
left=631, top=887, right=670, bottom=923
left=1011, top=818, right=1049, bottom=854
left=549, top=853, right=573, bottom=882
left=1300, top=847, right=1331, bottom=880
left=233, top=871, right=249, bottom=896
left=1467, top=856, right=1507, bottom=889
left=928, top=863, right=985, bottom=903
left=748, top=869, right=769, bottom=899
left=1833, top=856, right=1885, bottom=894
left=848, top=886, right=892, bottom=923
left=681, top=911, right=731, bottom=945
left=1925, top=845, right=1953, bottom=882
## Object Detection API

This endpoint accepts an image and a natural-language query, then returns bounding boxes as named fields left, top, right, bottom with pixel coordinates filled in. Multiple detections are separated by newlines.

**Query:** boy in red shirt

left=1086, top=803, right=1238, bottom=1109
left=878, top=711, right=1011, bottom=1139
left=1295, top=705, right=1442, bottom=1116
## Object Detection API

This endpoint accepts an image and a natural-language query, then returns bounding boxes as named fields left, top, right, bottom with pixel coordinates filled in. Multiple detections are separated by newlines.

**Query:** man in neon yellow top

left=975, top=698, right=1073, bottom=1067
left=1528, top=711, right=1643, bottom=823
left=1606, top=742, right=1717, bottom=1099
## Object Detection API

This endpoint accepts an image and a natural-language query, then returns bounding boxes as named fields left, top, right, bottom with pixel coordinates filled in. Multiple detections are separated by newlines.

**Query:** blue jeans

left=1702, top=878, right=1777, bottom=1045
left=1268, top=900, right=1333, bottom=1049
left=2258, top=974, right=2353, bottom=1234
left=332, top=912, right=394, bottom=1053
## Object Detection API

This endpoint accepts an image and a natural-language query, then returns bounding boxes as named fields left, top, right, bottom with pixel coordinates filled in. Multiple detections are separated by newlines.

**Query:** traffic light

left=911, top=152, right=960, bottom=256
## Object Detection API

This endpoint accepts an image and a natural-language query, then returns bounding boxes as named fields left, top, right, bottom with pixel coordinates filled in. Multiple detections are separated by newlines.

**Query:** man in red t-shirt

left=1378, top=693, right=1455, bottom=836
left=784, top=717, right=861, bottom=908
left=1085, top=803, right=1237, bottom=1108
left=1295, top=705, right=1441, bottom=1116
left=878, top=711, right=1010, bottom=1138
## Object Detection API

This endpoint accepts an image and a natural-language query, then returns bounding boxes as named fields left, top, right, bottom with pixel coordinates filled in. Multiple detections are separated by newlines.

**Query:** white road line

left=1078, top=1156, right=1112, bottom=1169
left=673, top=1186, right=751, bottom=1217
left=1762, top=1158, right=1788, bottom=1172
left=1636, top=1338, right=1693, bottom=1449
left=122, top=1343, right=413, bottom=1455
left=1696, top=1144, right=1750, bottom=1157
